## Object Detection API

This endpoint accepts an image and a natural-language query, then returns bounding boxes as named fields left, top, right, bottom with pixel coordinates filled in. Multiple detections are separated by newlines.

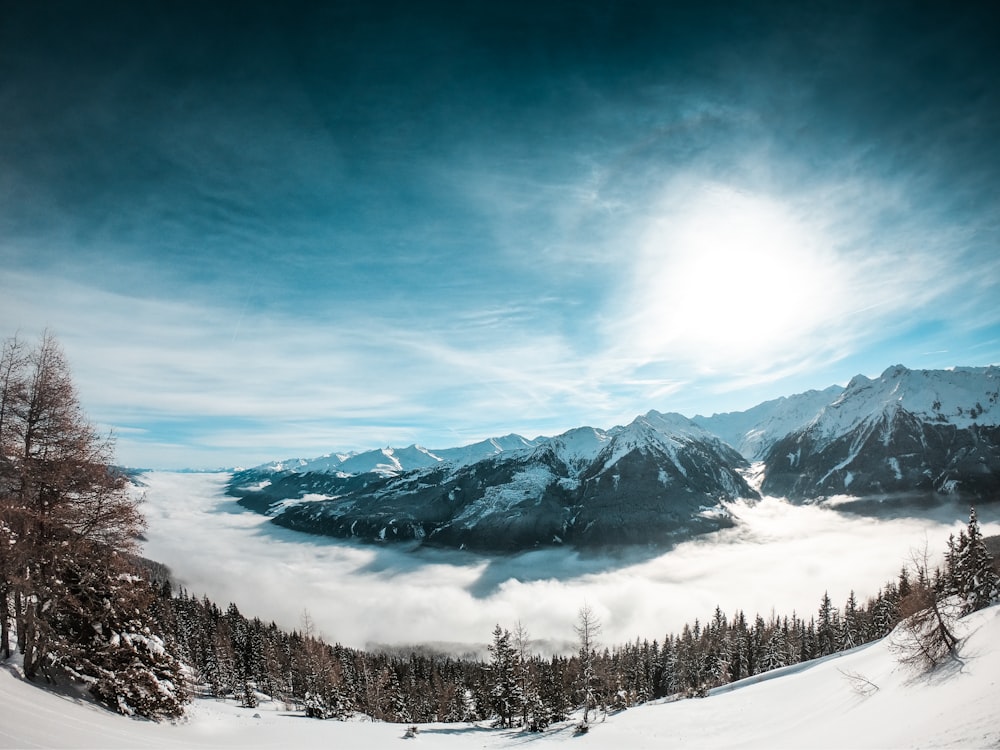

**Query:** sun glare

left=628, top=183, right=844, bottom=368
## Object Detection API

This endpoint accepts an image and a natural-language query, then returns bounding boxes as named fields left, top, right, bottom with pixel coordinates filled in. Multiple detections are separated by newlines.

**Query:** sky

left=2, top=0, right=1000, bottom=469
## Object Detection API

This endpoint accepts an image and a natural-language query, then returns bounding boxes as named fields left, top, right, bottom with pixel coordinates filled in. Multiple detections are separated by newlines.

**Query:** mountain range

left=229, top=365, right=1000, bottom=552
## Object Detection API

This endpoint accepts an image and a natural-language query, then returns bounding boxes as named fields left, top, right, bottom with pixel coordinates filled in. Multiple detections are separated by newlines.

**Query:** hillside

left=2, top=604, right=998, bottom=748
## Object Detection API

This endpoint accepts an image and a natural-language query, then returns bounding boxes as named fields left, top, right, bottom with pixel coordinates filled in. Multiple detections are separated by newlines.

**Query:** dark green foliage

left=946, top=507, right=1000, bottom=614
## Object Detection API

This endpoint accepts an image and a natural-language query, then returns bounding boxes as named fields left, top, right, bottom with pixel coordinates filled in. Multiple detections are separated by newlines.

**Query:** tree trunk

left=0, top=585, right=9, bottom=659
left=14, top=589, right=25, bottom=654
left=22, top=601, right=38, bottom=679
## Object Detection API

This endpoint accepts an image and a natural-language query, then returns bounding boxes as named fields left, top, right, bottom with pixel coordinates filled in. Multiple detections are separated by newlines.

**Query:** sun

left=626, top=182, right=845, bottom=369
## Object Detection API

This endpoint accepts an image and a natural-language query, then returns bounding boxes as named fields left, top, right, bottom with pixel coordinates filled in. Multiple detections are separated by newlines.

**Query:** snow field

left=3, top=605, right=999, bottom=748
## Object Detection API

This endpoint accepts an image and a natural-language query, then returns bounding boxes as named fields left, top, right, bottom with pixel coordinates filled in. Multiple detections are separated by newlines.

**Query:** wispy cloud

left=3, top=1, right=999, bottom=466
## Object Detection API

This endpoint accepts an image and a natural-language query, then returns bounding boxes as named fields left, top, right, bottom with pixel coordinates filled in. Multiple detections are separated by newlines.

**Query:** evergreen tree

left=487, top=625, right=520, bottom=727
left=816, top=592, right=836, bottom=657
left=512, top=621, right=543, bottom=728
left=840, top=591, right=862, bottom=650
left=952, top=507, right=1000, bottom=614
left=760, top=625, right=788, bottom=673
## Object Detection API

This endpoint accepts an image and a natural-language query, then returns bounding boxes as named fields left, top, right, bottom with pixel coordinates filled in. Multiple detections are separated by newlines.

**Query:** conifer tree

left=840, top=591, right=862, bottom=650
left=574, top=604, right=602, bottom=722
left=0, top=333, right=186, bottom=718
left=487, top=625, right=519, bottom=727
left=952, top=507, right=1000, bottom=614
left=816, top=592, right=837, bottom=657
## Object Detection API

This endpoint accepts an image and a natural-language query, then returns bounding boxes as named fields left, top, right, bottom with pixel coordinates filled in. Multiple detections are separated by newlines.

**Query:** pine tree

left=487, top=625, right=519, bottom=727
left=953, top=507, right=1000, bottom=614
left=816, top=592, right=836, bottom=657
left=760, top=624, right=788, bottom=672
left=840, top=591, right=862, bottom=650
left=512, top=621, right=543, bottom=729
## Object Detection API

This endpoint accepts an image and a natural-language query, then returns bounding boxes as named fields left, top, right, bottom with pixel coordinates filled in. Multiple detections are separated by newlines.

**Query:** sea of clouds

left=139, top=472, right=998, bottom=656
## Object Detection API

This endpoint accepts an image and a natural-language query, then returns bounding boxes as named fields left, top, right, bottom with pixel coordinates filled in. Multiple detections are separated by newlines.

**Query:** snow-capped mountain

left=248, top=435, right=541, bottom=478
left=760, top=365, right=1000, bottom=501
left=231, top=364, right=1000, bottom=552
left=694, top=385, right=845, bottom=460
left=430, top=434, right=542, bottom=466
left=231, top=411, right=757, bottom=552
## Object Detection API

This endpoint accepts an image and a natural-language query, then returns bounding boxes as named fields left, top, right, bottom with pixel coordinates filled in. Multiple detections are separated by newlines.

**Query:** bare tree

left=0, top=332, right=186, bottom=717
left=837, top=668, right=879, bottom=697
left=575, top=603, right=602, bottom=724
left=0, top=335, right=29, bottom=658
left=891, top=545, right=960, bottom=671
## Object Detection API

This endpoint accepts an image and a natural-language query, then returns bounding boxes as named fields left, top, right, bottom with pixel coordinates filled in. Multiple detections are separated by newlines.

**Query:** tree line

left=2, top=332, right=998, bottom=726
left=141, top=504, right=997, bottom=729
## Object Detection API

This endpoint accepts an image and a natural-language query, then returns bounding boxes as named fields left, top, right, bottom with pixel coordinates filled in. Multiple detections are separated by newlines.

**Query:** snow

left=337, top=445, right=443, bottom=476
left=262, top=437, right=542, bottom=478
left=592, top=413, right=712, bottom=478
left=4, top=605, right=999, bottom=748
left=811, top=365, right=1000, bottom=446
left=695, top=366, right=1000, bottom=460
left=247, top=367, right=999, bottom=484
left=449, top=466, right=557, bottom=528
left=543, top=426, right=612, bottom=470
left=433, top=434, right=541, bottom=467
left=694, top=386, right=844, bottom=459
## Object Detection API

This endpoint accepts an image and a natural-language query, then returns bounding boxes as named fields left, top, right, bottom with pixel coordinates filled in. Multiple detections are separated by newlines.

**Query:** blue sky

left=2, top=1, right=999, bottom=469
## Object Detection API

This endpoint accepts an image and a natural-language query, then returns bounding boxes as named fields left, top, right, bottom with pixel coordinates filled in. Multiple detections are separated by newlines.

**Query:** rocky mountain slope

left=759, top=365, right=1000, bottom=502
left=231, top=411, right=757, bottom=552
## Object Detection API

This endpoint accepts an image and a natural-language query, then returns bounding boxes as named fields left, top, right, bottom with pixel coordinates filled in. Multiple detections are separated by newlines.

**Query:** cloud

left=2, top=268, right=615, bottom=466
left=140, top=473, right=1000, bottom=654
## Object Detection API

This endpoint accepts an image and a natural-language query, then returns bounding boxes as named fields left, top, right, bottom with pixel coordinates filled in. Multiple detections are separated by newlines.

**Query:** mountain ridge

left=230, top=364, right=1000, bottom=552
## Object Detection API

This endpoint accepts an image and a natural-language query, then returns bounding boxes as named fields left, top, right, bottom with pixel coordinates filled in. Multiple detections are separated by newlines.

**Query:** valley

left=138, top=472, right=997, bottom=653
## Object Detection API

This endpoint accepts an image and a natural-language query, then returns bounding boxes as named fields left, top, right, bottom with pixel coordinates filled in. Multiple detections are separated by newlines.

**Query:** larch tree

left=0, top=332, right=187, bottom=718
left=892, top=545, right=960, bottom=671
left=574, top=603, right=602, bottom=724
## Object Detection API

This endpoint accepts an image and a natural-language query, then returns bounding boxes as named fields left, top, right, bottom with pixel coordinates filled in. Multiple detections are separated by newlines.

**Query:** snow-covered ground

left=3, top=604, right=999, bottom=749
left=136, top=472, right=999, bottom=651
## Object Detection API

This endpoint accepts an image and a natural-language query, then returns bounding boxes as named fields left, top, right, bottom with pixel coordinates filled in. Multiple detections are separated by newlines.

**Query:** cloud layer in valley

left=138, top=473, right=1000, bottom=654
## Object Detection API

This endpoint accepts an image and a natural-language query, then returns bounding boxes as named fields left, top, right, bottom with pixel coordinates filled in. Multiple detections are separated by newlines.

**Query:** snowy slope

left=761, top=365, right=1000, bottom=500
left=337, top=444, right=443, bottom=475
left=695, top=385, right=844, bottom=460
left=432, top=434, right=541, bottom=466
left=808, top=364, right=1000, bottom=446
left=3, top=604, right=998, bottom=749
